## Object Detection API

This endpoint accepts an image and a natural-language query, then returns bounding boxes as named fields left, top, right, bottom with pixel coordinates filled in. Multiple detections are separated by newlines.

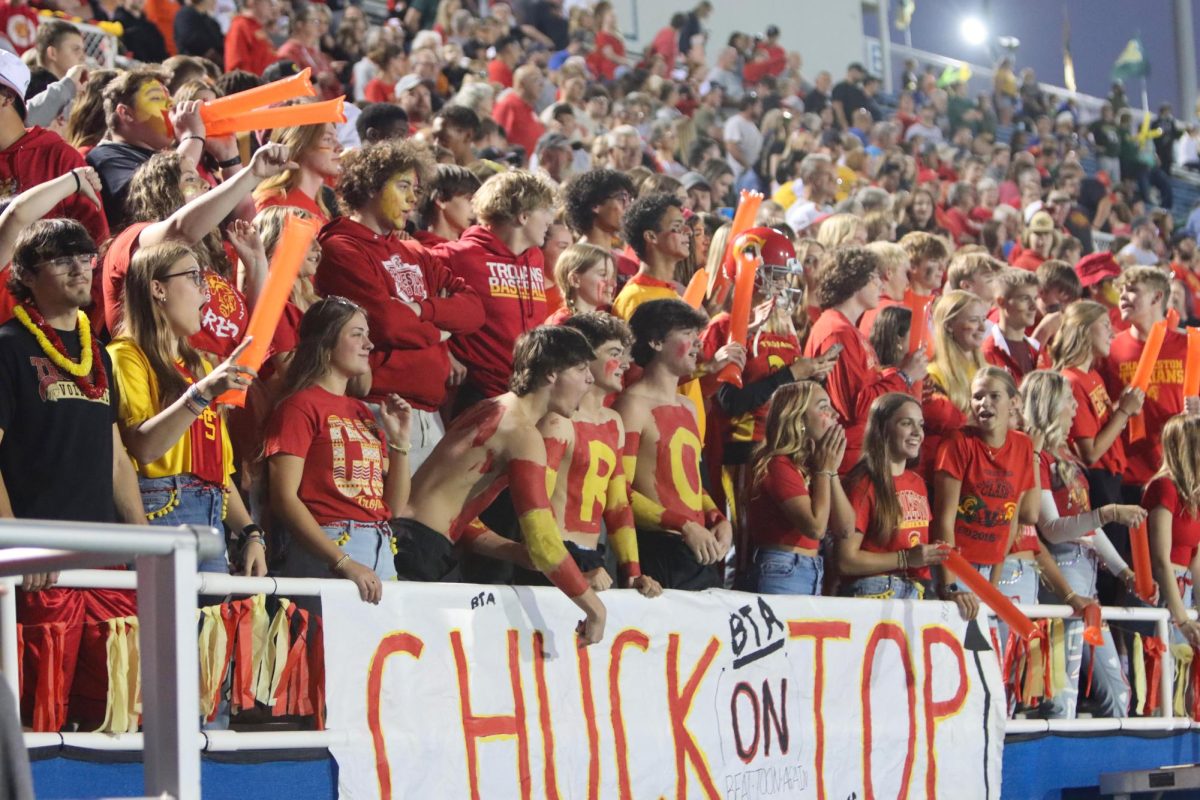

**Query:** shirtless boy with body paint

left=614, top=298, right=732, bottom=590
left=394, top=325, right=608, bottom=643
left=536, top=312, right=663, bottom=597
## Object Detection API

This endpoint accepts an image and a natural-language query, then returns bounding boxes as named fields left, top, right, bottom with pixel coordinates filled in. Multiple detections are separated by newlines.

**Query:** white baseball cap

left=0, top=50, right=30, bottom=118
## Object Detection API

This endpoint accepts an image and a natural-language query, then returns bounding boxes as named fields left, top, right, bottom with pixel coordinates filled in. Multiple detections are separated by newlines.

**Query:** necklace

left=13, top=303, right=108, bottom=400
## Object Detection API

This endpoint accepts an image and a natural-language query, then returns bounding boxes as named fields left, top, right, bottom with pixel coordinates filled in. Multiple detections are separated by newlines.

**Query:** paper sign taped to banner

left=321, top=582, right=1006, bottom=800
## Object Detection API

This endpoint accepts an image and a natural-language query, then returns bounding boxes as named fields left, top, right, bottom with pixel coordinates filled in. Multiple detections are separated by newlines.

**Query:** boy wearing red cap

left=1075, top=251, right=1129, bottom=333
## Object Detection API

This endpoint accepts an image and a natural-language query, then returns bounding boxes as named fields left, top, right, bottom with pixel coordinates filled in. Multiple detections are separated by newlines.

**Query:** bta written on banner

left=321, top=582, right=1005, bottom=800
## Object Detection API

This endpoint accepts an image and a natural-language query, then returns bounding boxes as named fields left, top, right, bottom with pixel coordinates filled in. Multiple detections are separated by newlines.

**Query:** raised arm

left=0, top=168, right=102, bottom=267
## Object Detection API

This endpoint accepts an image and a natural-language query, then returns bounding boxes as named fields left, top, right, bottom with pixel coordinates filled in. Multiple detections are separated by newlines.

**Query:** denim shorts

left=751, top=549, right=823, bottom=596
left=139, top=474, right=228, bottom=574
left=284, top=519, right=397, bottom=581
left=843, top=574, right=925, bottom=600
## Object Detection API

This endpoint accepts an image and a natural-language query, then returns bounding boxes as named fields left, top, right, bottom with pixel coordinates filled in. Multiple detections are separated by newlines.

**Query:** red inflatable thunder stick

left=1128, top=520, right=1156, bottom=604
left=943, top=550, right=1038, bottom=640
left=216, top=213, right=319, bottom=406
left=715, top=229, right=769, bottom=388
left=200, top=68, right=317, bottom=125
left=705, top=190, right=762, bottom=307
left=204, top=97, right=347, bottom=137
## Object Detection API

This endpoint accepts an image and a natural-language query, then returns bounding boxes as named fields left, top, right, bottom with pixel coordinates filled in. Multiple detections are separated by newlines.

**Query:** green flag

left=1112, top=37, right=1149, bottom=82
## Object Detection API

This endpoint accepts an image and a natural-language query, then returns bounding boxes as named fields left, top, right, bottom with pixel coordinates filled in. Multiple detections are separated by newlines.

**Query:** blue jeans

left=843, top=574, right=925, bottom=600
left=284, top=519, right=397, bottom=581
left=1041, top=541, right=1130, bottom=718
left=751, top=549, right=823, bottom=596
left=139, top=474, right=228, bottom=573
left=993, top=557, right=1040, bottom=661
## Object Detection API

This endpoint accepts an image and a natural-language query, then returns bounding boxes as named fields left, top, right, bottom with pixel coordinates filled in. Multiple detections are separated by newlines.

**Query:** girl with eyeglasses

left=265, top=297, right=412, bottom=603
left=108, top=242, right=266, bottom=577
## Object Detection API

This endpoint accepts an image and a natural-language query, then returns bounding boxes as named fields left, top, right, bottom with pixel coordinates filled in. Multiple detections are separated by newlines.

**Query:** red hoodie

left=0, top=127, right=110, bottom=317
left=433, top=225, right=548, bottom=398
left=316, top=217, right=483, bottom=410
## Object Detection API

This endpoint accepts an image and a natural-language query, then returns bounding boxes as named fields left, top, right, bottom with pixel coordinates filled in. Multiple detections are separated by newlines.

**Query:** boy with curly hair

left=316, top=139, right=483, bottom=470
left=803, top=246, right=926, bottom=471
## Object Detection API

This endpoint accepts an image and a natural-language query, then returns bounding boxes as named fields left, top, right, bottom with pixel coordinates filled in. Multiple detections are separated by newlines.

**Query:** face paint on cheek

left=604, top=358, right=620, bottom=378
left=675, top=340, right=691, bottom=360
left=133, top=84, right=171, bottom=137
left=380, top=184, right=406, bottom=227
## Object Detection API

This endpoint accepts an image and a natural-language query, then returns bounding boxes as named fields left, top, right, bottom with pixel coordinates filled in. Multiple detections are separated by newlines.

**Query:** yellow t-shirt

left=611, top=274, right=709, bottom=438
left=108, top=338, right=234, bottom=483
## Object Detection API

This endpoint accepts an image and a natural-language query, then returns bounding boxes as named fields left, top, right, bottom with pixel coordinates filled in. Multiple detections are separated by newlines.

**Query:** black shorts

left=392, top=518, right=461, bottom=583
left=636, top=528, right=720, bottom=591
left=511, top=542, right=608, bottom=587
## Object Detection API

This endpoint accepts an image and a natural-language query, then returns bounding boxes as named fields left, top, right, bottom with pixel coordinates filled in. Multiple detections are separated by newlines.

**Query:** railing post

left=136, top=534, right=201, bottom=800
left=0, top=578, right=17, bottom=703
left=1160, top=612, right=1175, bottom=720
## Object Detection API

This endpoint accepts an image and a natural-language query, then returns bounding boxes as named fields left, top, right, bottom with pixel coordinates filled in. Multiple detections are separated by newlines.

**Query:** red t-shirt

left=587, top=31, right=624, bottom=81
left=0, top=5, right=38, bottom=54
left=487, top=58, right=514, bottom=88
left=363, top=77, right=396, bottom=104
left=191, top=271, right=248, bottom=359
left=701, top=312, right=800, bottom=445
left=225, top=14, right=278, bottom=75
left=1142, top=476, right=1200, bottom=568
left=1012, top=525, right=1041, bottom=555
left=856, top=293, right=903, bottom=337
left=1063, top=365, right=1126, bottom=475
left=803, top=308, right=912, bottom=472
left=1040, top=450, right=1092, bottom=526
left=846, top=468, right=932, bottom=579
left=935, top=427, right=1036, bottom=565
left=263, top=385, right=391, bottom=524
left=747, top=455, right=819, bottom=551
left=493, top=91, right=545, bottom=165
left=254, top=187, right=330, bottom=227
left=1171, top=262, right=1200, bottom=317
left=1102, top=328, right=1186, bottom=484
left=919, top=385, right=967, bottom=483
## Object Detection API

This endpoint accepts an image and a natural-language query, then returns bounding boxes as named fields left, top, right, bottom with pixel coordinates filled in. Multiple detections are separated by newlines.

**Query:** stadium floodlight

left=960, top=16, right=988, bottom=47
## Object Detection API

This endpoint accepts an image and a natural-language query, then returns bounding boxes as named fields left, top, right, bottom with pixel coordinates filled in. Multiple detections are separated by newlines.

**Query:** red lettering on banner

left=788, top=620, right=853, bottom=800
left=450, top=629, right=531, bottom=800
left=576, top=640, right=600, bottom=800
left=860, top=622, right=916, bottom=800
left=731, top=682, right=760, bottom=762
left=366, top=632, right=424, bottom=800
left=608, top=628, right=650, bottom=800
left=666, top=634, right=721, bottom=800
left=922, top=625, right=969, bottom=799
left=532, top=632, right=562, bottom=800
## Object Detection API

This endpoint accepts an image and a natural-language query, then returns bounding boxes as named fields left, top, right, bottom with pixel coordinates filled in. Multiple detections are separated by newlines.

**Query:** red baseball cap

left=1074, top=252, right=1121, bottom=287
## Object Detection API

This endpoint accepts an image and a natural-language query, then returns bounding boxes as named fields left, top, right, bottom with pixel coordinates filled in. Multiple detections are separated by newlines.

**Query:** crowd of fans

left=2, top=0, right=1200, bottom=733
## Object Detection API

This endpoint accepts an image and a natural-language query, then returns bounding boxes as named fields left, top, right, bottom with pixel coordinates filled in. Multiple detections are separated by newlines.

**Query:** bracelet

left=815, top=469, right=838, bottom=478
left=187, top=384, right=212, bottom=409
left=331, top=553, right=351, bottom=574
left=1063, top=590, right=1078, bottom=603
left=241, top=523, right=265, bottom=540
left=181, top=133, right=206, bottom=144
left=387, top=441, right=412, bottom=455
left=898, top=548, right=909, bottom=571
left=71, top=169, right=80, bottom=194
left=217, top=155, right=242, bottom=169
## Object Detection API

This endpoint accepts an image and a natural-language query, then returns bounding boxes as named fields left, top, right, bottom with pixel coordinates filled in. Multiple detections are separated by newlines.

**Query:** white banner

left=321, top=582, right=1005, bottom=800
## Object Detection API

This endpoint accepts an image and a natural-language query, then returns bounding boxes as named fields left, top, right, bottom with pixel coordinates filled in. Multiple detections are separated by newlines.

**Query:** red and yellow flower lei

left=13, top=303, right=108, bottom=400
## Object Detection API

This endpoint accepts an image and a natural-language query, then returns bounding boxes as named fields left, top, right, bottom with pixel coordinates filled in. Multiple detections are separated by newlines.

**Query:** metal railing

left=3, top=564, right=1195, bottom=763
left=0, top=518, right=223, bottom=800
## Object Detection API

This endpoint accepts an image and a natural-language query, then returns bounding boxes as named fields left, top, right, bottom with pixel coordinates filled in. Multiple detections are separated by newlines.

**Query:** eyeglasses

left=36, top=253, right=97, bottom=276
left=160, top=268, right=206, bottom=288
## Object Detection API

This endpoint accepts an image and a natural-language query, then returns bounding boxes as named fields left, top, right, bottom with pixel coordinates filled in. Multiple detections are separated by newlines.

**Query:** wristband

left=71, top=169, right=80, bottom=194
left=217, top=155, right=242, bottom=169
left=241, top=523, right=265, bottom=540
left=181, top=133, right=205, bottom=145
left=187, top=384, right=212, bottom=409
left=387, top=441, right=412, bottom=455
